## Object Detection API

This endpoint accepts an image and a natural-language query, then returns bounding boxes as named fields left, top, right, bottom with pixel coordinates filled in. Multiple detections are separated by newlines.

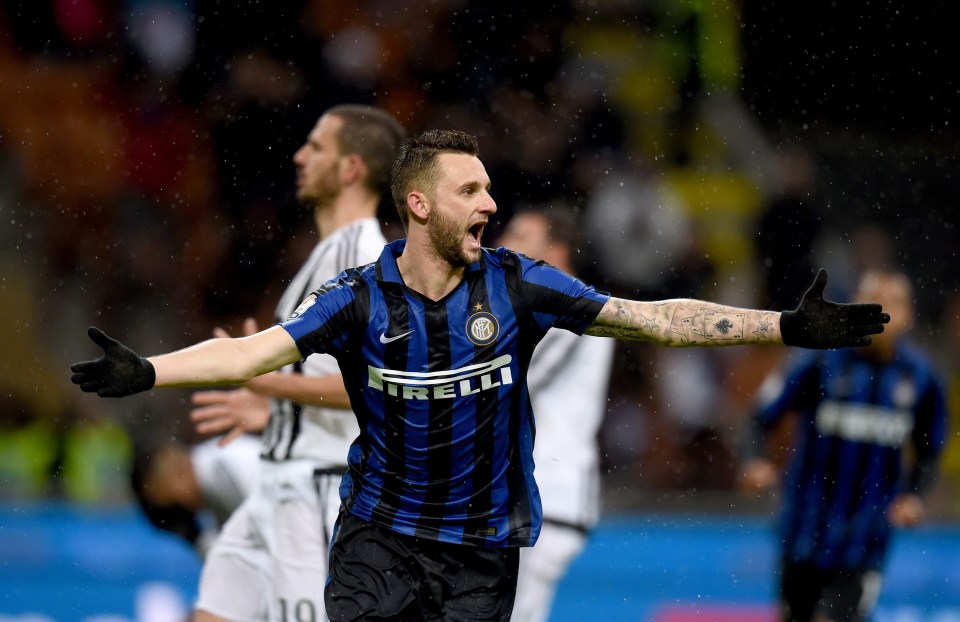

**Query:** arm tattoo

left=589, top=300, right=671, bottom=340
left=752, top=313, right=775, bottom=341
left=587, top=297, right=777, bottom=346
left=591, top=300, right=641, bottom=339
left=668, top=305, right=744, bottom=344
left=612, top=300, right=631, bottom=324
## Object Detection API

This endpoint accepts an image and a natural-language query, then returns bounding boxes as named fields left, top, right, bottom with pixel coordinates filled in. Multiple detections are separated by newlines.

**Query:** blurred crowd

left=1, top=1, right=958, bottom=516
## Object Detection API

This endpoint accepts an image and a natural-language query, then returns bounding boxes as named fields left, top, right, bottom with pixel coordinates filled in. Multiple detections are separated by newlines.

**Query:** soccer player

left=739, top=269, right=947, bottom=622
left=72, top=129, right=889, bottom=621
left=496, top=203, right=616, bottom=622
left=175, top=105, right=404, bottom=622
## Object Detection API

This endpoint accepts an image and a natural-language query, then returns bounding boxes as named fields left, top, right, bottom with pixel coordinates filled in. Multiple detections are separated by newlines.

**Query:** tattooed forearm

left=587, top=299, right=674, bottom=343
left=610, top=299, right=631, bottom=324
left=667, top=304, right=744, bottom=344
left=752, top=312, right=776, bottom=341
left=589, top=300, right=647, bottom=339
left=586, top=297, right=783, bottom=346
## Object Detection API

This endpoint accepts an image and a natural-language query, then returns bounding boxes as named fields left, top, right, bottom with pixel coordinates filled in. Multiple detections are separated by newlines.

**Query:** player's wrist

left=137, top=357, right=157, bottom=391
left=779, top=309, right=800, bottom=346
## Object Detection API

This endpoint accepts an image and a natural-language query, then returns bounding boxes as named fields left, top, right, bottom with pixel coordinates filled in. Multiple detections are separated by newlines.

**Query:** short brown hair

left=326, top=105, right=406, bottom=197
left=515, top=202, right=585, bottom=271
left=390, top=129, right=479, bottom=229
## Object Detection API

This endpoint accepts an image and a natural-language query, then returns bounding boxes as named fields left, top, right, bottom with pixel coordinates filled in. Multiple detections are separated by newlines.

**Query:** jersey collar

left=376, top=239, right=487, bottom=286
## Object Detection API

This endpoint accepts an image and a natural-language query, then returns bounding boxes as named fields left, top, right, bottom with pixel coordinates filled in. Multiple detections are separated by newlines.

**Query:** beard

left=427, top=207, right=476, bottom=267
left=297, top=164, right=340, bottom=208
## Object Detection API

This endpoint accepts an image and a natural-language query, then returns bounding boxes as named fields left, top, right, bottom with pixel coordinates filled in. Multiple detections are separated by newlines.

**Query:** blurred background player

left=739, top=269, right=947, bottom=622
left=185, top=105, right=405, bottom=622
left=497, top=203, right=616, bottom=622
left=130, top=435, right=261, bottom=557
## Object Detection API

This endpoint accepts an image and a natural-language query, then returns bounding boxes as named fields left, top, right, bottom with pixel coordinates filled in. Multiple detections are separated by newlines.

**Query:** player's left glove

left=780, top=269, right=890, bottom=349
left=70, top=327, right=156, bottom=397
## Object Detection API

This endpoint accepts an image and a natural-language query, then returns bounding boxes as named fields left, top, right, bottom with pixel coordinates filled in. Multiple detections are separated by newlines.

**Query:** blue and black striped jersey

left=281, top=239, right=610, bottom=548
left=754, top=344, right=947, bottom=570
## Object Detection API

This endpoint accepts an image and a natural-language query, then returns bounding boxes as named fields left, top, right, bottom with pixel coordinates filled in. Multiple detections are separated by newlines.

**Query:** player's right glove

left=70, top=327, right=156, bottom=397
left=780, top=269, right=890, bottom=349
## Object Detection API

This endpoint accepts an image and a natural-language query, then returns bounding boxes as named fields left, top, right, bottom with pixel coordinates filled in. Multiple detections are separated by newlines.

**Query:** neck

left=396, top=231, right=467, bottom=301
left=313, top=187, right=378, bottom=240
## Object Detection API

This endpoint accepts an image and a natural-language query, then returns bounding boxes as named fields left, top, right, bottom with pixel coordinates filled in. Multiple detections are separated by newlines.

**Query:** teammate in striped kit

left=497, top=204, right=616, bottom=622
left=740, top=270, right=947, bottom=622
left=177, top=105, right=404, bottom=622
left=72, top=130, right=889, bottom=621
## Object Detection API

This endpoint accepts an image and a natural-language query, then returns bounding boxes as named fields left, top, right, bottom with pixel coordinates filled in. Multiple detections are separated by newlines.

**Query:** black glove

left=780, top=269, right=890, bottom=349
left=70, top=327, right=156, bottom=397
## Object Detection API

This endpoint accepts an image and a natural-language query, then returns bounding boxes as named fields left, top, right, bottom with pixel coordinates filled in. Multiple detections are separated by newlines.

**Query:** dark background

left=0, top=0, right=957, bottom=513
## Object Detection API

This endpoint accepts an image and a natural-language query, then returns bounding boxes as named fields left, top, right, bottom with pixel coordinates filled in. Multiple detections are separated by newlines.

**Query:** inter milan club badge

left=466, top=303, right=499, bottom=346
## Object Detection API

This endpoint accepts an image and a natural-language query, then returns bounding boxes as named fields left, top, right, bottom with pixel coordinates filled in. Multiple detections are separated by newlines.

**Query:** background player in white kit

left=186, top=105, right=405, bottom=622
left=497, top=204, right=616, bottom=622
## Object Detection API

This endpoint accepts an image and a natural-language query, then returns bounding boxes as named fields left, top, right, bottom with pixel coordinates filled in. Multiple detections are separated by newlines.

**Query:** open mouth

left=467, top=222, right=486, bottom=246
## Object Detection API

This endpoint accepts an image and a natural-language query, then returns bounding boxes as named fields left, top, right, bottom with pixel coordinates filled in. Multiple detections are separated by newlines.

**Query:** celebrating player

left=72, top=129, right=889, bottom=621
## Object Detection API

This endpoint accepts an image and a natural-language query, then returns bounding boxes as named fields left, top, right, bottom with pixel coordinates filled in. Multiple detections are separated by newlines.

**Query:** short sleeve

left=518, top=257, right=610, bottom=334
left=280, top=274, right=362, bottom=358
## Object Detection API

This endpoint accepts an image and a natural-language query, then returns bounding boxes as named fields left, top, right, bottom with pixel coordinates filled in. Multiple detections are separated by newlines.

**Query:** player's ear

left=407, top=192, right=429, bottom=223
left=341, top=153, right=367, bottom=186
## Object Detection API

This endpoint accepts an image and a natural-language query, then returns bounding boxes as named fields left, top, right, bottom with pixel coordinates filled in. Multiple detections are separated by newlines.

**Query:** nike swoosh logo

left=379, top=330, right=414, bottom=344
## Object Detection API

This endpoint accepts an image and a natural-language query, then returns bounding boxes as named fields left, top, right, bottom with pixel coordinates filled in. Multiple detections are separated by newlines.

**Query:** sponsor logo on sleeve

left=289, top=294, right=317, bottom=319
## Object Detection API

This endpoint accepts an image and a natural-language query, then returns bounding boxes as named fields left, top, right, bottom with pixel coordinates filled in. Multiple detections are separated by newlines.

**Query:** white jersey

left=191, top=435, right=262, bottom=527
left=260, top=218, right=386, bottom=463
left=527, top=328, right=615, bottom=529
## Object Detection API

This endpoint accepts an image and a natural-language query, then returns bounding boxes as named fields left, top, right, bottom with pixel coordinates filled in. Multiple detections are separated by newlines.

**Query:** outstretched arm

left=585, top=298, right=779, bottom=345
left=151, top=326, right=301, bottom=387
left=585, top=270, right=889, bottom=349
left=188, top=324, right=352, bottom=445
left=202, top=320, right=352, bottom=409
left=71, top=325, right=302, bottom=397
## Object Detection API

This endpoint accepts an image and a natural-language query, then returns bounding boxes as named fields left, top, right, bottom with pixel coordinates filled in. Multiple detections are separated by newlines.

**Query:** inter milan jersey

left=280, top=239, right=610, bottom=548
left=754, top=345, right=947, bottom=570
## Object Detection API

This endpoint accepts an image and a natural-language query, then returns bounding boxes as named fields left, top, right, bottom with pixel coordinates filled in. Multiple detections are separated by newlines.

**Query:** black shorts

left=780, top=560, right=883, bottom=622
left=325, top=510, right=519, bottom=622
